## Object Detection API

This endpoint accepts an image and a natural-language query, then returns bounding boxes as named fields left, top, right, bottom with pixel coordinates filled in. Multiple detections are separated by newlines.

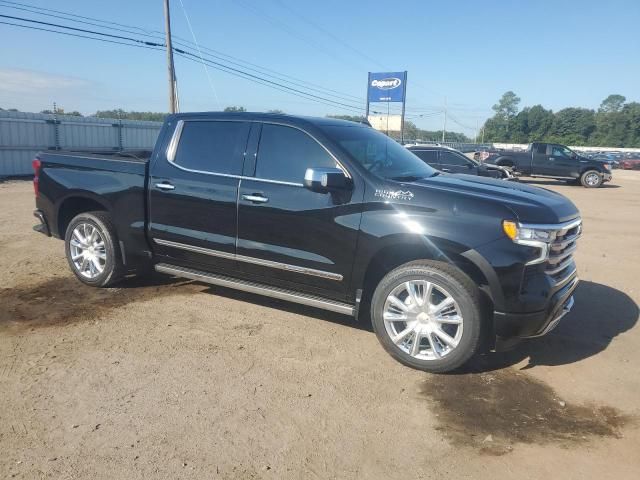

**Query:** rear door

left=531, top=143, right=553, bottom=175
left=148, top=119, right=250, bottom=273
left=236, top=123, right=361, bottom=301
left=438, top=150, right=477, bottom=174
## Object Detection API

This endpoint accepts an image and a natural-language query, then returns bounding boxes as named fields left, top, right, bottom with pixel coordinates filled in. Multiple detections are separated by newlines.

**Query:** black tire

left=580, top=170, right=603, bottom=188
left=64, top=211, right=125, bottom=287
left=370, top=260, right=483, bottom=373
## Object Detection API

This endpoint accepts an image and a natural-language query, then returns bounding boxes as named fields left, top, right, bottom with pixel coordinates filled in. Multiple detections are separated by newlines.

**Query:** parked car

left=591, top=153, right=620, bottom=169
left=620, top=153, right=640, bottom=170
left=32, top=112, right=581, bottom=373
left=484, top=142, right=613, bottom=187
left=406, top=145, right=517, bottom=180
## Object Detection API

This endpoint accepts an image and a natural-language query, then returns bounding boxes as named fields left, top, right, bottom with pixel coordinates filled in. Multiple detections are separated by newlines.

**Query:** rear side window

left=535, top=143, right=547, bottom=155
left=255, top=124, right=336, bottom=183
left=412, top=150, right=439, bottom=164
left=173, top=121, right=249, bottom=174
left=440, top=151, right=469, bottom=166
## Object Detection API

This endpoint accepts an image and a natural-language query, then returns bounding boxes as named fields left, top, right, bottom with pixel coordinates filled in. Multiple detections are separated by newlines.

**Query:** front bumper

left=493, top=275, right=578, bottom=339
left=33, top=209, right=51, bottom=236
left=603, top=172, right=612, bottom=182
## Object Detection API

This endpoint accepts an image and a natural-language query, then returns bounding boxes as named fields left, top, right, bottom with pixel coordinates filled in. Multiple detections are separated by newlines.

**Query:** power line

left=174, top=49, right=364, bottom=113
left=232, top=0, right=369, bottom=73
left=0, top=0, right=164, bottom=38
left=272, top=0, right=387, bottom=70
left=0, top=0, right=364, bottom=104
left=0, top=19, right=165, bottom=51
left=176, top=0, right=220, bottom=109
left=0, top=13, right=164, bottom=46
left=0, top=15, right=364, bottom=114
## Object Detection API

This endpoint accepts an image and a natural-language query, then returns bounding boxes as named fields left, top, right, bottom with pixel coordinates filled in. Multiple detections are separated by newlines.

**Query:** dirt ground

left=1, top=172, right=639, bottom=479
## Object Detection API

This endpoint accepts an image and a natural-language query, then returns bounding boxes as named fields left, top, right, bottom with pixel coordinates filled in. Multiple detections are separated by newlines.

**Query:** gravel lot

left=1, top=172, right=639, bottom=479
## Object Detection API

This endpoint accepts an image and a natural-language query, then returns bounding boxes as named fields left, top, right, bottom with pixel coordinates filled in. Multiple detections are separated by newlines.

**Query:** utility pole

left=164, top=0, right=178, bottom=113
left=441, top=96, right=447, bottom=142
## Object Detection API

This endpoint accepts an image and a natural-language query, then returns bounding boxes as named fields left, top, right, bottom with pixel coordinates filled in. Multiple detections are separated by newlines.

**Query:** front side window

left=440, top=151, right=470, bottom=166
left=411, top=150, right=439, bottom=164
left=322, top=125, right=437, bottom=181
left=173, top=121, right=249, bottom=174
left=551, top=145, right=574, bottom=158
left=255, top=124, right=336, bottom=183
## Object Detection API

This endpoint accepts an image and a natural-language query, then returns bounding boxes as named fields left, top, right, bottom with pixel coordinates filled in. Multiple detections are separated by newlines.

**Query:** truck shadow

left=519, top=178, right=621, bottom=189
left=198, top=284, right=373, bottom=332
left=469, top=280, right=638, bottom=372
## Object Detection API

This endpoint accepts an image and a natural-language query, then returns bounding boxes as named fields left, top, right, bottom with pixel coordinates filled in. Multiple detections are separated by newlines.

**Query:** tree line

left=326, top=115, right=470, bottom=142
left=483, top=91, right=640, bottom=147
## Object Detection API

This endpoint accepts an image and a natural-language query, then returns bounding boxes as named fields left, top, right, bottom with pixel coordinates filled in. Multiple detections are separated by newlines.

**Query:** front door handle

left=441, top=168, right=451, bottom=172
left=155, top=182, right=175, bottom=190
left=242, top=194, right=269, bottom=203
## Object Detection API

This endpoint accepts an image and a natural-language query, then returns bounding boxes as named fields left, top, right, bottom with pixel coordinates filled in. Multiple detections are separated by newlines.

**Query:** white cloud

left=0, top=68, right=91, bottom=94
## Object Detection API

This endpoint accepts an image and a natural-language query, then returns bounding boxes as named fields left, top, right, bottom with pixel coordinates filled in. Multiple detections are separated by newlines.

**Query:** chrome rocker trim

left=153, top=238, right=343, bottom=281
left=155, top=263, right=354, bottom=316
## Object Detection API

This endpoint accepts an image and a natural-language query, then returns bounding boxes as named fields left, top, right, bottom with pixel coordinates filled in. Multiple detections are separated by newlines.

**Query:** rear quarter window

left=173, top=121, right=249, bottom=174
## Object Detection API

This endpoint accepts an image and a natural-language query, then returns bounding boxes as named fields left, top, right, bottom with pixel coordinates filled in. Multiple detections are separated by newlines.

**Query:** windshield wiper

left=388, top=174, right=425, bottom=182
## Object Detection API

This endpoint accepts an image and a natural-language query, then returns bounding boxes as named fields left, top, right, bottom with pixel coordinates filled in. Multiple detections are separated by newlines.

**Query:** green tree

left=492, top=91, right=521, bottom=119
left=548, top=108, right=596, bottom=145
left=223, top=106, right=246, bottom=112
left=326, top=114, right=366, bottom=123
left=93, top=110, right=167, bottom=121
left=526, top=105, right=554, bottom=140
left=598, top=94, right=626, bottom=113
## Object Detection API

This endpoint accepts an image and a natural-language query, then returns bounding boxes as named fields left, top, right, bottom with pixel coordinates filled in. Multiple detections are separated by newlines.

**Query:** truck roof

left=169, top=111, right=368, bottom=129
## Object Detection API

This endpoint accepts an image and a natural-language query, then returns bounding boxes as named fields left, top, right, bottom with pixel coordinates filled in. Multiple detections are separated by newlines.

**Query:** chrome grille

left=545, top=220, right=581, bottom=286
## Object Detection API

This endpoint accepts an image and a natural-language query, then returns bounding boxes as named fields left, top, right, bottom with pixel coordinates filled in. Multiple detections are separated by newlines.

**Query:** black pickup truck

left=484, top=142, right=612, bottom=187
left=32, top=112, right=581, bottom=373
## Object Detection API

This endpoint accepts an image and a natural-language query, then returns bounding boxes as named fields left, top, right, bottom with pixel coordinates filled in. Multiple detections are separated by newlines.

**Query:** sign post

left=366, top=71, right=408, bottom=141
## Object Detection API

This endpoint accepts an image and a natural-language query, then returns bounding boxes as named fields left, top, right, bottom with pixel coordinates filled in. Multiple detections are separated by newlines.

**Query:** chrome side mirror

left=304, top=167, right=349, bottom=192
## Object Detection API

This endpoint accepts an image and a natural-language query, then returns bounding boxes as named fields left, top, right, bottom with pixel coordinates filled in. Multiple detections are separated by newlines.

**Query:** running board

left=155, top=263, right=355, bottom=316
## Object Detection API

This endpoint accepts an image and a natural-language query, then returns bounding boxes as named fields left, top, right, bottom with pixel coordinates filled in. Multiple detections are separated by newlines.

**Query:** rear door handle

left=155, top=182, right=175, bottom=190
left=242, top=194, right=269, bottom=203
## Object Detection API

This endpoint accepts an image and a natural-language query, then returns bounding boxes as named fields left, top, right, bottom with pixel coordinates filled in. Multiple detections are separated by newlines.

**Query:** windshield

left=321, top=125, right=437, bottom=180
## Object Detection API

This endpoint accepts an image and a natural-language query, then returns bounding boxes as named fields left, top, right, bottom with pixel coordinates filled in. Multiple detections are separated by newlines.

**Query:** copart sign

left=368, top=71, right=407, bottom=102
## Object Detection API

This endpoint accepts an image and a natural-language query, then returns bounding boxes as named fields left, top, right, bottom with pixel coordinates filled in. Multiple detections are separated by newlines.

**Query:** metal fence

left=0, top=111, right=163, bottom=176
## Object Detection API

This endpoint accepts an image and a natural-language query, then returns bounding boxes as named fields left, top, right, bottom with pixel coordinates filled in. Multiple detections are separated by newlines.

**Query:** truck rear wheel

left=370, top=260, right=483, bottom=373
left=64, top=211, right=125, bottom=287
left=580, top=170, right=603, bottom=188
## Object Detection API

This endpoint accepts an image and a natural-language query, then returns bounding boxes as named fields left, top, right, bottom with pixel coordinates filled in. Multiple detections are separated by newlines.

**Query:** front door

left=236, top=123, right=362, bottom=301
left=438, top=150, right=477, bottom=174
left=148, top=119, right=250, bottom=273
left=546, top=144, right=579, bottom=177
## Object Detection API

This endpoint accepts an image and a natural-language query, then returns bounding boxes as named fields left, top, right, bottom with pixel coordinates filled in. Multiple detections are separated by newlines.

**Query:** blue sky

left=1, top=0, right=639, bottom=135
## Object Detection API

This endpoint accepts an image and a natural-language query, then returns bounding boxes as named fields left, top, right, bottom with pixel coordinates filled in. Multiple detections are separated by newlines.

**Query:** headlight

left=603, top=163, right=612, bottom=170
left=503, top=220, right=554, bottom=264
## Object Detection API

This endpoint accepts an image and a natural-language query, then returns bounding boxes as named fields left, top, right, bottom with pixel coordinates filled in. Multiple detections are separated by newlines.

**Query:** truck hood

left=410, top=173, right=579, bottom=224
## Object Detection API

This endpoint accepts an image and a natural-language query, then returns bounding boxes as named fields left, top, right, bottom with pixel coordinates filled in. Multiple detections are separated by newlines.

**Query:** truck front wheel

left=64, top=211, right=125, bottom=287
left=370, top=260, right=483, bottom=373
left=580, top=170, right=603, bottom=188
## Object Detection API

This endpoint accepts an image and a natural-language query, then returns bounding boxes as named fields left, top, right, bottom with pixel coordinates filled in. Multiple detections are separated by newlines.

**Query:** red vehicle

left=620, top=154, right=640, bottom=170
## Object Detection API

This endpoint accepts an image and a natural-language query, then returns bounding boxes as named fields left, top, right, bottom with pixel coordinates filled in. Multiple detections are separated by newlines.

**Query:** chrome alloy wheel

left=585, top=172, right=600, bottom=186
left=383, top=280, right=463, bottom=361
left=69, top=223, right=106, bottom=279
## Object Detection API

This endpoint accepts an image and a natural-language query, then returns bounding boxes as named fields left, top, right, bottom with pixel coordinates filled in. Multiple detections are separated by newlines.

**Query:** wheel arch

left=56, top=193, right=110, bottom=238
left=494, top=156, right=515, bottom=167
left=358, top=239, right=495, bottom=312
